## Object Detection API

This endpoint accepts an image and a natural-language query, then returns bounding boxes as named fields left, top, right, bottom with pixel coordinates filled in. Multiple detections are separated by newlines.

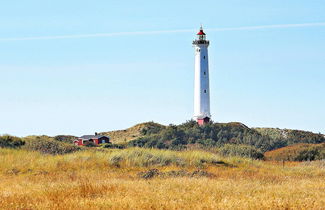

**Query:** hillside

left=125, top=121, right=325, bottom=152
left=100, top=122, right=165, bottom=144
left=254, top=127, right=325, bottom=144
left=100, top=121, right=255, bottom=143
left=2, top=121, right=324, bottom=154
left=98, top=121, right=325, bottom=152
left=265, top=143, right=325, bottom=161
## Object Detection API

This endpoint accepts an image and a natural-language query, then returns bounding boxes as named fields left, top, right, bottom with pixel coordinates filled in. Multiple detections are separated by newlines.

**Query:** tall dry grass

left=0, top=148, right=324, bottom=209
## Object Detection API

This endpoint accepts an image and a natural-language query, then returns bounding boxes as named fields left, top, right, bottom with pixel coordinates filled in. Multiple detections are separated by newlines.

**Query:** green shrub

left=0, top=135, right=25, bottom=148
left=217, top=144, right=264, bottom=159
left=102, top=143, right=125, bottom=149
left=23, top=136, right=81, bottom=155
left=83, top=141, right=97, bottom=147
left=54, top=135, right=77, bottom=144
left=295, top=147, right=324, bottom=161
left=137, top=169, right=215, bottom=179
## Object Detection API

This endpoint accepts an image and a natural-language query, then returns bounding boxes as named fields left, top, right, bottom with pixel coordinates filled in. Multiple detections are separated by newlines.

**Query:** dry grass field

left=0, top=148, right=324, bottom=209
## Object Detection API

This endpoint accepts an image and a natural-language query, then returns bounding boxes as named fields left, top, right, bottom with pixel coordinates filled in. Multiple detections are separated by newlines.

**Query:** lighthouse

left=193, top=26, right=211, bottom=125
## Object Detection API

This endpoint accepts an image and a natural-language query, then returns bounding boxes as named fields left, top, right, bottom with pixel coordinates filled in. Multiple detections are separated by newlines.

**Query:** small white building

left=193, top=26, right=211, bottom=125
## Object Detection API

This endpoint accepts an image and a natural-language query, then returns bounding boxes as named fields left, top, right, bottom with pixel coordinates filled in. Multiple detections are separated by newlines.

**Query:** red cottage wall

left=78, top=139, right=83, bottom=146
left=74, top=139, right=83, bottom=146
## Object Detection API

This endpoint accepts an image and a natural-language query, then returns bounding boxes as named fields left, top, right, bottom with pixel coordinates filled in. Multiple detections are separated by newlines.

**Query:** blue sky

left=1, top=0, right=325, bottom=136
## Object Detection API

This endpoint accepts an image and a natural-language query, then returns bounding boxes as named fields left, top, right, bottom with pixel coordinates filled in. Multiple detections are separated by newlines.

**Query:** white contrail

left=1, top=22, right=325, bottom=41
left=209, top=22, right=325, bottom=32
left=0, top=29, right=194, bottom=41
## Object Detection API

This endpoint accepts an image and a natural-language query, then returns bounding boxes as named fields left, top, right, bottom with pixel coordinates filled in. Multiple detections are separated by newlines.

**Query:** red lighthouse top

left=193, top=25, right=209, bottom=44
left=197, top=26, right=206, bottom=35
left=197, top=29, right=206, bottom=35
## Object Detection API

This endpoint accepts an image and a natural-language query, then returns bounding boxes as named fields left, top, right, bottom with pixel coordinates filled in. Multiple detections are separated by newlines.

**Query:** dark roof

left=197, top=29, right=206, bottom=35
left=79, top=135, right=109, bottom=140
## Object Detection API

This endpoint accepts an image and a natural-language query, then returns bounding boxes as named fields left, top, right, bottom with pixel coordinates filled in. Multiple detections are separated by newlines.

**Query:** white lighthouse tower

left=193, top=26, right=211, bottom=125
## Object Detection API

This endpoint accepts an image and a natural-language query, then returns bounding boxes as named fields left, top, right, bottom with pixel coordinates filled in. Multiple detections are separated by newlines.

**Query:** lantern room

left=197, top=27, right=206, bottom=40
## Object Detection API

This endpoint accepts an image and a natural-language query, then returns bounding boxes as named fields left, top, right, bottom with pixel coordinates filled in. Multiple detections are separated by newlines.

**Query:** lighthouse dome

left=197, top=30, right=206, bottom=35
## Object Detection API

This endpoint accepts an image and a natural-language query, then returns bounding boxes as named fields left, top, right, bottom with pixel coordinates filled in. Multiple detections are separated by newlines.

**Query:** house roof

left=79, top=135, right=109, bottom=140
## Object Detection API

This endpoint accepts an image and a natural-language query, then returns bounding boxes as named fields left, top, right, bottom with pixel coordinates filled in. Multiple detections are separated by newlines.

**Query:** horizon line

left=1, top=22, right=325, bottom=41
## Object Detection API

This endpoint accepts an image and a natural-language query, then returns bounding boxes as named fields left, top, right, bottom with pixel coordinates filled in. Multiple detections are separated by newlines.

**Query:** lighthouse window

left=203, top=56, right=205, bottom=59
left=204, top=90, right=207, bottom=93
left=204, top=72, right=206, bottom=75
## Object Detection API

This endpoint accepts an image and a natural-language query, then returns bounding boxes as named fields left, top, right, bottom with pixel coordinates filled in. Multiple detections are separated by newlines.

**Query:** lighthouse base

left=197, top=117, right=210, bottom=126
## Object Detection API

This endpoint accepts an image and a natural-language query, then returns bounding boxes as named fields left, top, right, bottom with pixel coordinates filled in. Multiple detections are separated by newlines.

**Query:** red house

left=74, top=133, right=110, bottom=146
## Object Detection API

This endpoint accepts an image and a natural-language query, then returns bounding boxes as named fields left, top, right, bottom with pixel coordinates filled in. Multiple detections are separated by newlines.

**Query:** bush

left=83, top=141, right=97, bottom=147
left=102, top=143, right=125, bottom=149
left=0, top=135, right=25, bottom=148
left=295, top=147, right=324, bottom=161
left=137, top=169, right=215, bottom=179
left=217, top=144, right=264, bottom=159
left=23, top=136, right=81, bottom=155
left=54, top=135, right=77, bottom=144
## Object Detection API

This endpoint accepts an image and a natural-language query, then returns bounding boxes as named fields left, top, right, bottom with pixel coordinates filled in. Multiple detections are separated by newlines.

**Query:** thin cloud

left=209, top=22, right=325, bottom=32
left=1, top=22, right=325, bottom=41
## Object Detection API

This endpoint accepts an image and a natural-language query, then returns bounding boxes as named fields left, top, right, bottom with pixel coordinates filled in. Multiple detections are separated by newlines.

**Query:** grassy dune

left=0, top=148, right=325, bottom=209
left=265, top=143, right=325, bottom=161
left=100, top=122, right=165, bottom=144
